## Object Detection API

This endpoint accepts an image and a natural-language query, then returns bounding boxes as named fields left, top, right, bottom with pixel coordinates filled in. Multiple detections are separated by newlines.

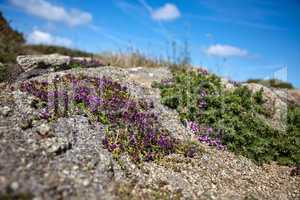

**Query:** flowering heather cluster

left=188, top=122, right=224, bottom=150
left=198, top=88, right=207, bottom=109
left=20, top=80, right=49, bottom=102
left=70, top=58, right=104, bottom=68
left=19, top=74, right=176, bottom=162
left=197, top=68, right=209, bottom=75
left=228, top=79, right=241, bottom=87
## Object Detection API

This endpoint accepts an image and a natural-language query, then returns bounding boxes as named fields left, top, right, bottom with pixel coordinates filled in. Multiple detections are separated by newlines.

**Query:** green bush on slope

left=154, top=68, right=300, bottom=165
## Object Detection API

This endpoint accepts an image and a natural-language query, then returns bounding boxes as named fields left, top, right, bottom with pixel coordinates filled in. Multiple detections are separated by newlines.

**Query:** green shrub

left=0, top=63, right=7, bottom=82
left=154, top=69, right=300, bottom=165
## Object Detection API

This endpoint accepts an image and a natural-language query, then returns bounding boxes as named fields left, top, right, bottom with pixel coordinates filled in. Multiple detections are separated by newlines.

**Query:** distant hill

left=0, top=12, right=92, bottom=64
left=246, top=78, right=294, bottom=89
left=0, top=12, right=93, bottom=81
left=0, top=11, right=25, bottom=63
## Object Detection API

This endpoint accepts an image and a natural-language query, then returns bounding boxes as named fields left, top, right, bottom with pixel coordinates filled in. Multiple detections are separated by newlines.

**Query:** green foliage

left=155, top=69, right=300, bottom=165
left=246, top=78, right=294, bottom=89
left=0, top=63, right=7, bottom=82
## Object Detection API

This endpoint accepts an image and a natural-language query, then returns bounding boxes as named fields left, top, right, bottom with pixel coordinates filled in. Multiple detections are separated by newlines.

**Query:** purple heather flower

left=129, top=133, right=137, bottom=146
left=199, top=100, right=207, bottom=108
left=197, top=68, right=208, bottom=75
left=207, top=127, right=213, bottom=134
left=87, top=95, right=102, bottom=112
left=200, top=90, right=207, bottom=97
left=198, top=134, right=225, bottom=150
left=39, top=108, right=51, bottom=120
left=63, top=90, right=69, bottom=115
left=158, top=135, right=172, bottom=150
left=188, top=121, right=200, bottom=133
left=109, top=143, right=118, bottom=151
left=145, top=152, right=154, bottom=161
left=185, top=147, right=197, bottom=158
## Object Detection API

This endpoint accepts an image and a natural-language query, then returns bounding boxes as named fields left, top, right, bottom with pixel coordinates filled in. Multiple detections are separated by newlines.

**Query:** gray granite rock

left=17, top=54, right=71, bottom=72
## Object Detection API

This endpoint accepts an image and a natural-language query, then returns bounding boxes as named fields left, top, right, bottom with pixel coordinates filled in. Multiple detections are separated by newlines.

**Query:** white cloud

left=28, top=30, right=72, bottom=47
left=10, top=0, right=92, bottom=26
left=151, top=3, right=180, bottom=21
left=205, top=44, right=248, bottom=57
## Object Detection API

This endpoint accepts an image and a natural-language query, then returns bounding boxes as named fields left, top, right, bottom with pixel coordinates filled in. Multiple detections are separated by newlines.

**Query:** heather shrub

left=20, top=74, right=178, bottom=163
left=154, top=69, right=300, bottom=165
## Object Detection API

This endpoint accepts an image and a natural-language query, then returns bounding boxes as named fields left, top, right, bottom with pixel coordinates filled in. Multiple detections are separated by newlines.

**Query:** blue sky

left=1, top=0, right=300, bottom=87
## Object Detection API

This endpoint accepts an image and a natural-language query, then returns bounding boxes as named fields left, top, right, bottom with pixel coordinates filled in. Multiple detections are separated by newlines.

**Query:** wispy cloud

left=151, top=3, right=181, bottom=21
left=28, top=29, right=72, bottom=47
left=87, top=24, right=132, bottom=49
left=205, top=44, right=248, bottom=57
left=187, top=0, right=285, bottom=31
left=9, top=0, right=92, bottom=26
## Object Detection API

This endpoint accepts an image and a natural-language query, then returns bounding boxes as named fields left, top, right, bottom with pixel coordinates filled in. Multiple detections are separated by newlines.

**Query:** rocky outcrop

left=16, top=54, right=105, bottom=81
left=244, top=83, right=288, bottom=130
left=221, top=78, right=235, bottom=91
left=17, top=54, right=71, bottom=72
left=0, top=65, right=299, bottom=200
left=273, top=88, right=300, bottom=106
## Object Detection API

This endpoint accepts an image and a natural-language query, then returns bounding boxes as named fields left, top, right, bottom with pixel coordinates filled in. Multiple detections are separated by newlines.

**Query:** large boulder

left=220, top=78, right=235, bottom=91
left=17, top=54, right=71, bottom=72
left=272, top=88, right=300, bottom=106
left=244, top=83, right=287, bottom=130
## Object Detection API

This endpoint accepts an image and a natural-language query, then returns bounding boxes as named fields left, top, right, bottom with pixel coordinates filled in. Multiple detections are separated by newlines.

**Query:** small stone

left=10, top=181, right=19, bottom=191
left=0, top=176, right=6, bottom=184
left=37, top=124, right=51, bottom=136
left=82, top=179, right=90, bottom=186
left=73, top=165, right=79, bottom=170
left=0, top=106, right=11, bottom=117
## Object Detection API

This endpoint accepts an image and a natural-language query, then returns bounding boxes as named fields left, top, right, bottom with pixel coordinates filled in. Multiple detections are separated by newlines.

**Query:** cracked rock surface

left=0, top=66, right=299, bottom=200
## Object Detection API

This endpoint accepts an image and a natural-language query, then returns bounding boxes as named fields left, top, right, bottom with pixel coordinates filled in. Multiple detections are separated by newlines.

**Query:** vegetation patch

left=154, top=68, right=300, bottom=165
left=19, top=74, right=183, bottom=163
left=246, top=78, right=294, bottom=89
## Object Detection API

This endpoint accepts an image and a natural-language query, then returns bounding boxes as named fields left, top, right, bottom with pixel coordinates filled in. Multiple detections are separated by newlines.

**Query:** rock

left=273, top=89, right=300, bottom=106
left=10, top=182, right=19, bottom=191
left=244, top=83, right=287, bottom=130
left=81, top=179, right=90, bottom=186
left=17, top=54, right=70, bottom=72
left=71, top=57, right=93, bottom=63
left=0, top=106, right=11, bottom=117
left=40, top=137, right=71, bottom=154
left=220, top=78, right=235, bottom=91
left=36, top=124, right=51, bottom=136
